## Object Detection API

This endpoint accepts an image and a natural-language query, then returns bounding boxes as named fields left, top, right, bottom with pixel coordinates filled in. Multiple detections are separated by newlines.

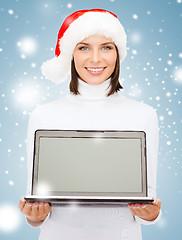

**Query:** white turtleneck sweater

left=26, top=78, right=161, bottom=240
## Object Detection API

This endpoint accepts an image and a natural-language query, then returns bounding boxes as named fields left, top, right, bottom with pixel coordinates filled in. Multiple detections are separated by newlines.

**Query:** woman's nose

left=90, top=49, right=101, bottom=63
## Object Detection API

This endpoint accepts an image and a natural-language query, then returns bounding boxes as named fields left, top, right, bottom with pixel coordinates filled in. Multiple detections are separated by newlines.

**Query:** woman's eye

left=79, top=46, right=89, bottom=51
left=102, top=46, right=112, bottom=50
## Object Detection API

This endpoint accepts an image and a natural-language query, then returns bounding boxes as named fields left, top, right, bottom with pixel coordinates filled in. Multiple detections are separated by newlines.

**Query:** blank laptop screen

left=33, top=135, right=144, bottom=196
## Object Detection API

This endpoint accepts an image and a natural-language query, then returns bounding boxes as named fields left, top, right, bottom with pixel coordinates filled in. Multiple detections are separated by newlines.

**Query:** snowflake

left=132, top=49, right=138, bottom=55
left=67, top=3, right=72, bottom=8
left=174, top=67, right=182, bottom=83
left=130, top=32, right=142, bottom=44
left=17, top=37, right=37, bottom=56
left=0, top=204, right=21, bottom=232
left=179, top=53, right=182, bottom=58
left=166, top=92, right=171, bottom=97
left=132, top=14, right=138, bottom=20
left=167, top=60, right=173, bottom=65
left=8, top=9, right=14, bottom=15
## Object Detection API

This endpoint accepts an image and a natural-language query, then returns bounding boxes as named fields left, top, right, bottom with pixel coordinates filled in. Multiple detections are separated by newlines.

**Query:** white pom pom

left=41, top=56, right=70, bottom=84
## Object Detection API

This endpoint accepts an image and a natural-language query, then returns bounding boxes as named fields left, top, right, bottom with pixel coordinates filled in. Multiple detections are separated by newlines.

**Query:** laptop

left=25, top=130, right=154, bottom=205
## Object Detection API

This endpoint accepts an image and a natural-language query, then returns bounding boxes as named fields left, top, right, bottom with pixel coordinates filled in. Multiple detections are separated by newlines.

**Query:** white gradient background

left=0, top=0, right=182, bottom=239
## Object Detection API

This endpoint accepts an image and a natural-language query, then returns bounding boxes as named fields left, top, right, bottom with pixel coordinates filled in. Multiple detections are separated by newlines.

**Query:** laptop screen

left=32, top=130, right=147, bottom=198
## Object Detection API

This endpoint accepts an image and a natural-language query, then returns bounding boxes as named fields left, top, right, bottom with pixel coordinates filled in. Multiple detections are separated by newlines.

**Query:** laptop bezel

left=30, top=130, right=148, bottom=201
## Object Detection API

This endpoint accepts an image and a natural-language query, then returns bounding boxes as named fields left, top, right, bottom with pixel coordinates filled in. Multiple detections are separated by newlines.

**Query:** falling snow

left=8, top=9, right=14, bottom=15
left=179, top=53, right=182, bottom=58
left=130, top=32, right=142, bottom=44
left=174, top=67, right=182, bottom=83
left=17, top=37, right=37, bottom=56
left=9, top=180, right=14, bottom=186
left=167, top=60, right=173, bottom=65
left=67, top=3, right=72, bottom=8
left=1, top=1, right=182, bottom=239
left=132, top=14, right=138, bottom=20
left=132, top=49, right=138, bottom=55
left=0, top=204, right=21, bottom=232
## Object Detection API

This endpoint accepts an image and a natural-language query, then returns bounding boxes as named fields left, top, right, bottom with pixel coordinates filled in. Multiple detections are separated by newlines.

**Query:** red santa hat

left=41, top=9, right=127, bottom=83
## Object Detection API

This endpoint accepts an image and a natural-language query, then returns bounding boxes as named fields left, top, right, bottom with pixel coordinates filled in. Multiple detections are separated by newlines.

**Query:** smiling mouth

left=85, top=67, right=106, bottom=72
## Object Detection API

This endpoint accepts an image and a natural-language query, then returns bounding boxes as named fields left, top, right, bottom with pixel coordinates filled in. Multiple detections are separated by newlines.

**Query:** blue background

left=0, top=0, right=182, bottom=239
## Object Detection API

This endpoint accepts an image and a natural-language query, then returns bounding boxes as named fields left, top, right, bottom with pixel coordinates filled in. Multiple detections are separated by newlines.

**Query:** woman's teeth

left=86, top=67, right=104, bottom=72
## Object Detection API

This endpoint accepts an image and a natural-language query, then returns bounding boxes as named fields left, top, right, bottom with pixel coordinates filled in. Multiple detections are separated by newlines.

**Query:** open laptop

left=25, top=130, right=154, bottom=205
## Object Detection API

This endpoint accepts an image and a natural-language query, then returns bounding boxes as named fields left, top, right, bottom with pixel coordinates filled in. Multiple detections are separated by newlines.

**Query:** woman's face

left=73, top=35, right=117, bottom=85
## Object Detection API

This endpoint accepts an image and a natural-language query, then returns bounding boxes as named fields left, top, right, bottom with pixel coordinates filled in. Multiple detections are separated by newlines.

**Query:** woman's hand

left=18, top=198, right=52, bottom=222
left=128, top=198, right=161, bottom=221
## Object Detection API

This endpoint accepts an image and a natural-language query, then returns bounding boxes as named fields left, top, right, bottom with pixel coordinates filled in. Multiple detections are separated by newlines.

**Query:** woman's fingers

left=153, top=198, right=161, bottom=208
left=18, top=199, right=51, bottom=222
left=18, top=198, right=26, bottom=211
left=31, top=202, right=51, bottom=221
left=21, top=202, right=33, bottom=217
left=44, top=203, right=52, bottom=215
left=128, top=198, right=161, bottom=221
left=130, top=204, right=149, bottom=217
left=31, top=202, right=39, bottom=218
left=38, top=203, right=47, bottom=218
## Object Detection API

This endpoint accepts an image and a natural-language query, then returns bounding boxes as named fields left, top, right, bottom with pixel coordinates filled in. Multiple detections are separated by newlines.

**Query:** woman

left=19, top=9, right=161, bottom=240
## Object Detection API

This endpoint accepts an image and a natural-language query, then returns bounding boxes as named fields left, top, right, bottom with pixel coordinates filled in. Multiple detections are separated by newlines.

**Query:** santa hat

left=41, top=9, right=127, bottom=84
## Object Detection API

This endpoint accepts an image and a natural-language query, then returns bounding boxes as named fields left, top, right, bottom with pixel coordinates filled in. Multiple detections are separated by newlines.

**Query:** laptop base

left=24, top=196, right=154, bottom=205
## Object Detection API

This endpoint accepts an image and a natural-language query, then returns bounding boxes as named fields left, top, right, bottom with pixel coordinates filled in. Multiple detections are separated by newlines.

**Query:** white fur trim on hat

left=41, top=11, right=127, bottom=84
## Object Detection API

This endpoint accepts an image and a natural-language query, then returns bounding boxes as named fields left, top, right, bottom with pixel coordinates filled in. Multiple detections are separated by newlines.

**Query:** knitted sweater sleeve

left=26, top=107, right=50, bottom=228
left=135, top=108, right=162, bottom=225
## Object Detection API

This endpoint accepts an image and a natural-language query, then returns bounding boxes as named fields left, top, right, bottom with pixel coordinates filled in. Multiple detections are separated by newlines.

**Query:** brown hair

left=69, top=46, right=123, bottom=97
